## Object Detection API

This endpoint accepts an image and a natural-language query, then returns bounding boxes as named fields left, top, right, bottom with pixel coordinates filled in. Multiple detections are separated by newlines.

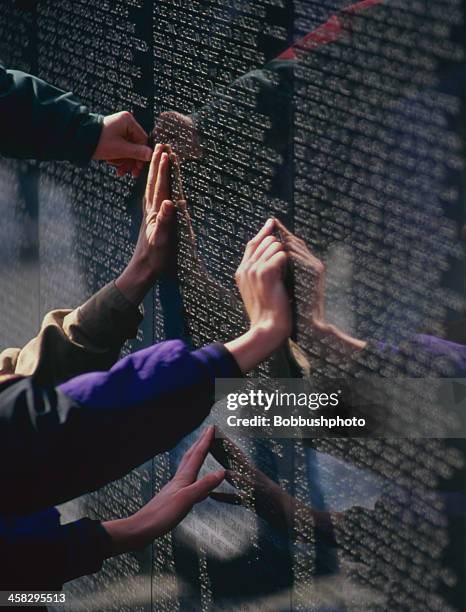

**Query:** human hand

left=103, top=427, right=224, bottom=554
left=210, top=434, right=341, bottom=539
left=93, top=111, right=152, bottom=178
left=274, top=220, right=366, bottom=359
left=115, top=144, right=176, bottom=304
left=154, top=111, right=204, bottom=161
left=236, top=219, right=291, bottom=338
left=224, top=219, right=291, bottom=372
left=274, top=219, right=326, bottom=332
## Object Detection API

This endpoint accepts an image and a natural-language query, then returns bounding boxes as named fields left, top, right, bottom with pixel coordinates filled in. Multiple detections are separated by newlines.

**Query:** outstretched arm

left=0, top=64, right=151, bottom=174
left=0, top=338, right=240, bottom=517
left=0, top=145, right=177, bottom=387
left=0, top=282, right=143, bottom=387
left=0, top=153, right=291, bottom=516
left=0, top=227, right=291, bottom=516
left=1, top=428, right=224, bottom=590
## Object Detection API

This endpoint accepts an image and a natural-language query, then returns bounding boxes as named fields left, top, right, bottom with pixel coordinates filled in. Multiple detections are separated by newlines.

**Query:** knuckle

left=315, top=260, right=325, bottom=274
left=257, top=265, right=270, bottom=279
left=263, top=235, right=274, bottom=246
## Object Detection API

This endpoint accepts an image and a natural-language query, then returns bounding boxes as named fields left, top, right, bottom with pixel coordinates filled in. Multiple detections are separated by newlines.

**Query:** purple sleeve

left=375, top=334, right=466, bottom=377
left=47, top=340, right=241, bottom=501
left=0, top=340, right=241, bottom=516
left=59, top=339, right=241, bottom=408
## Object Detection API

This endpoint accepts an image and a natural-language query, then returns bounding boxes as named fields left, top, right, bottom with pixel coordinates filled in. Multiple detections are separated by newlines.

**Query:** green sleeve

left=0, top=63, right=103, bottom=165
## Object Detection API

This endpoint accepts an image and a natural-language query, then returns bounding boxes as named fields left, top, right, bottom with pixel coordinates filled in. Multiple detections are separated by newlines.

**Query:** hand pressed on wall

left=115, top=144, right=177, bottom=304
left=235, top=219, right=292, bottom=338
left=103, top=427, right=225, bottom=554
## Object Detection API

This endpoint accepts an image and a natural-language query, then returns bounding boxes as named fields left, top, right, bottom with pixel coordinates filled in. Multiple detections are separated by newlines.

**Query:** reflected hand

left=154, top=111, right=204, bottom=161
left=103, top=427, right=225, bottom=554
left=274, top=219, right=366, bottom=359
left=275, top=219, right=326, bottom=331
left=210, top=435, right=341, bottom=539
left=93, top=111, right=152, bottom=178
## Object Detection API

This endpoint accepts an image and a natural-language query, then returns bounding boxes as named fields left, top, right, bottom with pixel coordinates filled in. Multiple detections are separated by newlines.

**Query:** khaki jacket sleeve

left=0, top=282, right=143, bottom=387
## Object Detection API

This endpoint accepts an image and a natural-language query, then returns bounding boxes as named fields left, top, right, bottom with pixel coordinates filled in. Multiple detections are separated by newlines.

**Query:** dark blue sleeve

left=0, top=63, right=103, bottom=165
left=0, top=340, right=241, bottom=516
left=0, top=513, right=109, bottom=589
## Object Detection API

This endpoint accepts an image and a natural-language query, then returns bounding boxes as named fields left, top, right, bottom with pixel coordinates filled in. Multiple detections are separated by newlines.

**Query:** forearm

left=225, top=324, right=288, bottom=373
left=0, top=340, right=240, bottom=515
left=6, top=282, right=142, bottom=387
left=102, top=511, right=172, bottom=557
left=102, top=517, right=146, bottom=556
left=313, top=321, right=367, bottom=359
left=0, top=518, right=108, bottom=590
left=115, top=255, right=157, bottom=305
left=0, top=64, right=102, bottom=164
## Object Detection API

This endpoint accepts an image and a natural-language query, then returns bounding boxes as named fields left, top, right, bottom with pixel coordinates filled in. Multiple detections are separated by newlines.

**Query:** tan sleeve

left=0, top=282, right=143, bottom=387
left=0, top=347, right=22, bottom=377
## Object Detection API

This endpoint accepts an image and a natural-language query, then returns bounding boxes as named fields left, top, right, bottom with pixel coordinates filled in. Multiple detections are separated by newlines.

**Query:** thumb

left=184, top=470, right=225, bottom=505
left=119, top=141, right=152, bottom=162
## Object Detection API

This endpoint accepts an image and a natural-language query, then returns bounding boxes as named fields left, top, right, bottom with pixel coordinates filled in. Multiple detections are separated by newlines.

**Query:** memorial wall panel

left=0, top=1, right=464, bottom=610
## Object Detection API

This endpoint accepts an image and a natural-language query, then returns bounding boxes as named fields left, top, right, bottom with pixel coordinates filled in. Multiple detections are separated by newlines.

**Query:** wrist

left=251, top=319, right=289, bottom=351
left=225, top=323, right=288, bottom=374
left=102, top=516, right=146, bottom=557
left=115, top=257, right=156, bottom=305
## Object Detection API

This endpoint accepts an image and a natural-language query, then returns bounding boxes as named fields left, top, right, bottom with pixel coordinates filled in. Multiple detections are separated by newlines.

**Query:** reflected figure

left=210, top=434, right=342, bottom=541
left=173, top=187, right=466, bottom=381
left=277, top=220, right=466, bottom=380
